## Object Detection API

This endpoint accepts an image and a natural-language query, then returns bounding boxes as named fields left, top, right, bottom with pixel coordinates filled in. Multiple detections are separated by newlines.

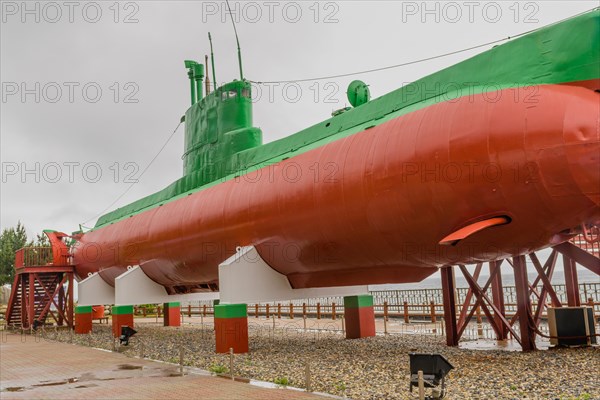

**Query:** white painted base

left=77, top=273, right=115, bottom=306
left=114, top=266, right=219, bottom=305
left=218, top=246, right=368, bottom=304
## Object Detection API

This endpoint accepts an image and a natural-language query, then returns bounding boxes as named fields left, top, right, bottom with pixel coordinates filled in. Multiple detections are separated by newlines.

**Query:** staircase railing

left=570, top=226, right=600, bottom=257
left=14, top=247, right=53, bottom=268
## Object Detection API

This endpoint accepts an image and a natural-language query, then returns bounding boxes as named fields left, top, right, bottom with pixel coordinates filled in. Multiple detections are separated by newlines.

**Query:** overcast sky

left=1, top=0, right=596, bottom=239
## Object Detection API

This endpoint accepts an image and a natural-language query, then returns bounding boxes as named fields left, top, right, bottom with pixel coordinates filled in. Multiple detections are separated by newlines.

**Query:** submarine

left=71, top=10, right=600, bottom=295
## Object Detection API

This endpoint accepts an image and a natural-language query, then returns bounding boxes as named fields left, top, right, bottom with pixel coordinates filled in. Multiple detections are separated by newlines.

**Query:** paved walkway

left=0, top=333, right=325, bottom=399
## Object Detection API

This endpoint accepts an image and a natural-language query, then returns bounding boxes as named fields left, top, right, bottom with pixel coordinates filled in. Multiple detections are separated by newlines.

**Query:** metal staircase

left=4, top=232, right=74, bottom=330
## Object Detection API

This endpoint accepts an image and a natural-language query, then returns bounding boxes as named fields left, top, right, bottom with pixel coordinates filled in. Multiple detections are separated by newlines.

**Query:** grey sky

left=1, top=0, right=596, bottom=238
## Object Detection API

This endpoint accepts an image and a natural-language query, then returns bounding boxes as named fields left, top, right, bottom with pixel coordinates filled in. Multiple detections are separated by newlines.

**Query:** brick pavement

left=0, top=332, right=326, bottom=400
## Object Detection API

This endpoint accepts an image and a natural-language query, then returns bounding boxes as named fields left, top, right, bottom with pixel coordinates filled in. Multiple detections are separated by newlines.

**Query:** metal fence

left=176, top=282, right=600, bottom=321
left=371, top=282, right=600, bottom=308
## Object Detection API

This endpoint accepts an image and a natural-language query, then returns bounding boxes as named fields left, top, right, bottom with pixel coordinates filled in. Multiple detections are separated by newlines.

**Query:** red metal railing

left=14, top=248, right=24, bottom=268
left=570, top=226, right=600, bottom=257
left=14, top=246, right=53, bottom=268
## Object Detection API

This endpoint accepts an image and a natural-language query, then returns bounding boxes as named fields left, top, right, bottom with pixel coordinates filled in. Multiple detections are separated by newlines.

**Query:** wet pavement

left=0, top=332, right=325, bottom=399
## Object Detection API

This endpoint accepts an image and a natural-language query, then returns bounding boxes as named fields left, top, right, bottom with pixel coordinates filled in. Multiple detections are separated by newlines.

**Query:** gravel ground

left=39, top=323, right=599, bottom=400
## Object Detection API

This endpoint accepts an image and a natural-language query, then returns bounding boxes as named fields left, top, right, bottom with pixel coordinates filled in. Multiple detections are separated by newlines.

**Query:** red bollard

left=214, top=304, right=248, bottom=354
left=112, top=305, right=134, bottom=338
left=75, top=305, right=92, bottom=334
left=164, top=302, right=181, bottom=327
left=344, top=295, right=376, bottom=339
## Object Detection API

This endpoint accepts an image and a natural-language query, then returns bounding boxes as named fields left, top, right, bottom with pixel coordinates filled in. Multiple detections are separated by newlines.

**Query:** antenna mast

left=204, top=55, right=211, bottom=95
left=225, top=0, right=244, bottom=81
left=208, top=32, right=217, bottom=91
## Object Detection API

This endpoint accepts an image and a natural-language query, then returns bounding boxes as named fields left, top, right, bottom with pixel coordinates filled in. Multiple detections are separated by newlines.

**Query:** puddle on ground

left=33, top=378, right=78, bottom=387
left=4, top=387, right=25, bottom=392
left=147, top=370, right=184, bottom=378
left=33, top=381, right=67, bottom=387
left=117, top=364, right=143, bottom=370
left=4, top=363, right=184, bottom=394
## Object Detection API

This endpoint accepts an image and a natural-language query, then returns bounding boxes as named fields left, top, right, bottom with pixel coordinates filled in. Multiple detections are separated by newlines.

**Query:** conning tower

left=182, top=43, right=262, bottom=186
